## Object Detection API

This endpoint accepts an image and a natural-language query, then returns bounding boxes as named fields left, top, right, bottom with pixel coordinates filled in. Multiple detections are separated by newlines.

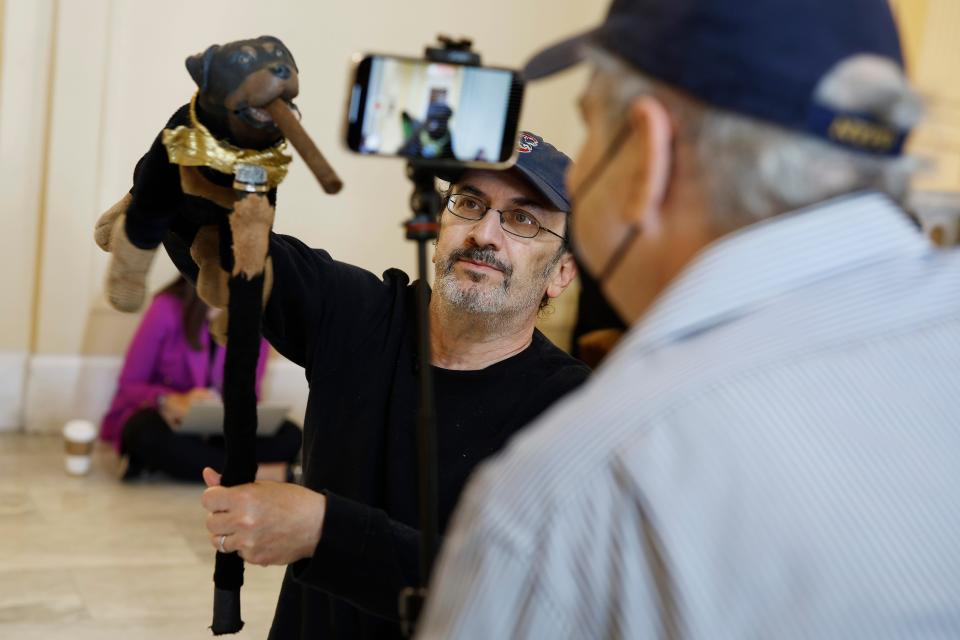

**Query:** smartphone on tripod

left=344, top=52, right=524, bottom=168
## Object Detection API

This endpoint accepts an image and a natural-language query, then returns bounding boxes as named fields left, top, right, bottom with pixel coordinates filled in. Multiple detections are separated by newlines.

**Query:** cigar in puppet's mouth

left=236, top=100, right=301, bottom=129
left=264, top=99, right=342, bottom=195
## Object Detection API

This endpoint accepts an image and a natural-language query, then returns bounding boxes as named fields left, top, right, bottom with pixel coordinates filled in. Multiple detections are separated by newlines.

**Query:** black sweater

left=164, top=229, right=589, bottom=639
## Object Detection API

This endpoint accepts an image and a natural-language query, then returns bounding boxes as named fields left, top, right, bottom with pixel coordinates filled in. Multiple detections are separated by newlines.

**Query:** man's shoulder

left=528, top=330, right=591, bottom=383
left=629, top=237, right=960, bottom=389
left=497, top=331, right=590, bottom=422
left=385, top=267, right=412, bottom=289
left=269, top=233, right=411, bottom=294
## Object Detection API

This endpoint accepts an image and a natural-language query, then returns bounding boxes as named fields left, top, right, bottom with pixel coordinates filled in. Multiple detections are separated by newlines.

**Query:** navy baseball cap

left=524, top=0, right=910, bottom=156
left=438, top=131, right=572, bottom=212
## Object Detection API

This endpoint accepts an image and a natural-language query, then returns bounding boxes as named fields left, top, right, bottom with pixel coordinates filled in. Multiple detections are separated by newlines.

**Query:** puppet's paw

left=230, top=194, right=275, bottom=279
left=190, top=225, right=230, bottom=308
left=105, top=214, right=156, bottom=312
left=94, top=193, right=133, bottom=251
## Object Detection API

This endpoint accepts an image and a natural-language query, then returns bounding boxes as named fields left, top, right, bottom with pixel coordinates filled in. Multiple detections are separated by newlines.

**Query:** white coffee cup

left=63, top=419, right=98, bottom=476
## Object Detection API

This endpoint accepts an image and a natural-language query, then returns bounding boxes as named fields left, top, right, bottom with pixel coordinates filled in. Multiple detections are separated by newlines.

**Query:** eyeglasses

left=445, top=193, right=566, bottom=241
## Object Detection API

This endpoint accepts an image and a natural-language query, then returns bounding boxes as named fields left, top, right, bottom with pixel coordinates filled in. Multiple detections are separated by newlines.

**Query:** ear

left=621, top=95, right=673, bottom=230
left=185, top=45, right=220, bottom=92
left=544, top=251, right=578, bottom=301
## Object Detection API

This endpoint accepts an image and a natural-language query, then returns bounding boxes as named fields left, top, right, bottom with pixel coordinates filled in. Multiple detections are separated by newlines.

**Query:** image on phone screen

left=347, top=55, right=523, bottom=165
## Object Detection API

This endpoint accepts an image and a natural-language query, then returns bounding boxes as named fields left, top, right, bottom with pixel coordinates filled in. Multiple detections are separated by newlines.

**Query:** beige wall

left=890, top=0, right=960, bottom=192
left=0, top=0, right=54, bottom=353
left=0, top=0, right=601, bottom=429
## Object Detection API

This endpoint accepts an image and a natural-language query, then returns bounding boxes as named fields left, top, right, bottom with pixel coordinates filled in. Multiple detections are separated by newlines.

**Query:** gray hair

left=587, top=48, right=923, bottom=231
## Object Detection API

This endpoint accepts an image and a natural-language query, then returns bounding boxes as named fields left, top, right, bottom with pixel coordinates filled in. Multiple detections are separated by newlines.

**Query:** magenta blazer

left=100, top=292, right=270, bottom=450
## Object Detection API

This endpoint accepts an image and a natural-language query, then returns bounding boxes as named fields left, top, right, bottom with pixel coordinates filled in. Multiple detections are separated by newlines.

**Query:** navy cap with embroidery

left=438, top=131, right=572, bottom=212
left=524, top=0, right=910, bottom=156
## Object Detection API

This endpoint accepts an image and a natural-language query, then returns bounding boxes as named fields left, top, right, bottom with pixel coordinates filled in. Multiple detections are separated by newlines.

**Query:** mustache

left=444, top=247, right=511, bottom=276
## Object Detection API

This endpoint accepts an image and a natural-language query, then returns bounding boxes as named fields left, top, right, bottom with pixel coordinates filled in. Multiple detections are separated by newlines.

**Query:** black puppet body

left=93, top=36, right=300, bottom=635
left=129, top=100, right=281, bottom=244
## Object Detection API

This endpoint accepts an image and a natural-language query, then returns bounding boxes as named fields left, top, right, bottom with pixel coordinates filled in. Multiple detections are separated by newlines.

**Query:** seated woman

left=100, top=275, right=302, bottom=482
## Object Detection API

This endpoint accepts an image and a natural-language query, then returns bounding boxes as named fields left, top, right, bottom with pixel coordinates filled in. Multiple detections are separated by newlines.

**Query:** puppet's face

left=186, top=36, right=300, bottom=149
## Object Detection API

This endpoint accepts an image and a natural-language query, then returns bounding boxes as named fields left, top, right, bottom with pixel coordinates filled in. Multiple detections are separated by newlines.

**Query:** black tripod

left=397, top=162, right=441, bottom=637
left=397, top=35, right=482, bottom=639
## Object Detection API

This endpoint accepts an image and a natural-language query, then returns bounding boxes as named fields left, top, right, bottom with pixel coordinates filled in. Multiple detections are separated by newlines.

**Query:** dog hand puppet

left=95, top=35, right=297, bottom=312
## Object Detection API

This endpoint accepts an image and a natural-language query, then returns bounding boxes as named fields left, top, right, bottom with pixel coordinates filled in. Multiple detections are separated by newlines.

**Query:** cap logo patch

left=518, top=133, right=540, bottom=154
left=807, top=103, right=907, bottom=156
left=828, top=116, right=898, bottom=152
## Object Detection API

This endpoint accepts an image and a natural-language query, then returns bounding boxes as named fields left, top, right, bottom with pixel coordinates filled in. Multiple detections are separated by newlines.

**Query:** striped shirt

left=417, top=192, right=960, bottom=640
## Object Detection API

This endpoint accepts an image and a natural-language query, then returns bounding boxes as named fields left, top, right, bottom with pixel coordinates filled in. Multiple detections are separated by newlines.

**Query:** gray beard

left=432, top=237, right=564, bottom=328
left=435, top=268, right=515, bottom=315
left=434, top=246, right=517, bottom=316
left=434, top=254, right=553, bottom=323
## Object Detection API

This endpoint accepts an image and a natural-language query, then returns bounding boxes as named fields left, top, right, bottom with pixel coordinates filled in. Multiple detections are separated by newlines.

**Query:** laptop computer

left=178, top=400, right=291, bottom=436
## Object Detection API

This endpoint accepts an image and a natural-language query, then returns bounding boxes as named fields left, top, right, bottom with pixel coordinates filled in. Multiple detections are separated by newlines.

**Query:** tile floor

left=0, top=433, right=285, bottom=639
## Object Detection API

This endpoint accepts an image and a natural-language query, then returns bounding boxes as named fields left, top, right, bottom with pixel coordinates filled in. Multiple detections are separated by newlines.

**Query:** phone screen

left=345, top=54, right=524, bottom=166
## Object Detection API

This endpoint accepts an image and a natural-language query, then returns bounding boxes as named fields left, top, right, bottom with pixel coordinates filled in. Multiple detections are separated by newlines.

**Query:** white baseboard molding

left=0, top=351, right=29, bottom=431
left=22, top=354, right=309, bottom=435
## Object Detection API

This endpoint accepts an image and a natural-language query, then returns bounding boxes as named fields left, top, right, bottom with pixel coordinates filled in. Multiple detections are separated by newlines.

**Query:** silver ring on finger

left=218, top=534, right=228, bottom=554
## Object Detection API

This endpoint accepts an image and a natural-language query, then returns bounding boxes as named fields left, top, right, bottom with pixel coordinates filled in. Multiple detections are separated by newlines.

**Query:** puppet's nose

left=271, top=64, right=291, bottom=80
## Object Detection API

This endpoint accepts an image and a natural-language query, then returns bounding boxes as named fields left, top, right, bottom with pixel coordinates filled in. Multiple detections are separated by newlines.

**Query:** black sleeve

left=259, top=234, right=399, bottom=370
left=164, top=227, right=399, bottom=371
left=290, top=492, right=423, bottom=622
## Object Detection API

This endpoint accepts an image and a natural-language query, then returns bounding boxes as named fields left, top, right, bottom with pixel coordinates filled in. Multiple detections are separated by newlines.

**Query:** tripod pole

left=414, top=231, right=439, bottom=576
left=399, top=163, right=442, bottom=637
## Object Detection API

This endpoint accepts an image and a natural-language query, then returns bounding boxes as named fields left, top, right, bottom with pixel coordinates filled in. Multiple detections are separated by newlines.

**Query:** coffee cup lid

left=63, top=419, right=97, bottom=443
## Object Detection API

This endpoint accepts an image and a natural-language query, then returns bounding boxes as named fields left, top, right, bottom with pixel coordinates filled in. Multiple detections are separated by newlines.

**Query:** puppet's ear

left=185, top=45, right=220, bottom=92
